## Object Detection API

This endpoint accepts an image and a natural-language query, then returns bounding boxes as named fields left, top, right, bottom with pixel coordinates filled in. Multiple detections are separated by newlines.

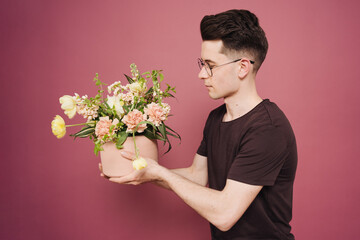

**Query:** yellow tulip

left=51, top=115, right=66, bottom=139
left=59, top=95, right=77, bottom=119
left=132, top=157, right=147, bottom=170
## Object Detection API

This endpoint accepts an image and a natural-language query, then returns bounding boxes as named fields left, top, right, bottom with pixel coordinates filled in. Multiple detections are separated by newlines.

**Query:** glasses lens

left=197, top=58, right=203, bottom=70
left=197, top=58, right=212, bottom=76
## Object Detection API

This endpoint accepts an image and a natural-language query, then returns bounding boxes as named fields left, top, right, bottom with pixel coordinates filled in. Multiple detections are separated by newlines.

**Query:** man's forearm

left=156, top=165, right=229, bottom=230
left=154, top=167, right=205, bottom=190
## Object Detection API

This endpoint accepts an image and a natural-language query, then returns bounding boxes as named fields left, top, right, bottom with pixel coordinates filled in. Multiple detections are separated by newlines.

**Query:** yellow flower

left=59, top=95, right=77, bottom=119
left=51, top=115, right=66, bottom=139
left=132, top=157, right=147, bottom=170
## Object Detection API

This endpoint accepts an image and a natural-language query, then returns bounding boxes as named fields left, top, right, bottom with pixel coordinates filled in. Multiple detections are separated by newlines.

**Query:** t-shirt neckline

left=221, top=99, right=269, bottom=124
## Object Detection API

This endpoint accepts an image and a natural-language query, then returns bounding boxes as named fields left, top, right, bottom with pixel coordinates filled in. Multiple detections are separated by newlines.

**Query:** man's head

left=200, top=9, right=268, bottom=73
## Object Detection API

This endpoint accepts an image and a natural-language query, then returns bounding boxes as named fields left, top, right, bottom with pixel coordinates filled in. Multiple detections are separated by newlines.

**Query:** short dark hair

left=200, top=9, right=268, bottom=72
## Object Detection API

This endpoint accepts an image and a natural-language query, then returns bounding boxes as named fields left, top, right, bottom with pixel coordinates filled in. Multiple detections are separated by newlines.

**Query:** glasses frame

left=198, top=58, right=255, bottom=77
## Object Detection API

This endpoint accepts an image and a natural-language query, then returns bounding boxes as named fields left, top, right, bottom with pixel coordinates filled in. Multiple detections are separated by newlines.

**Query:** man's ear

left=237, top=59, right=252, bottom=79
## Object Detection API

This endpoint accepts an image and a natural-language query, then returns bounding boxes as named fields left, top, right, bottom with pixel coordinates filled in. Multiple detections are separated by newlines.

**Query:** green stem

left=100, top=84, right=104, bottom=103
left=132, top=130, right=139, bottom=159
left=65, top=121, right=95, bottom=127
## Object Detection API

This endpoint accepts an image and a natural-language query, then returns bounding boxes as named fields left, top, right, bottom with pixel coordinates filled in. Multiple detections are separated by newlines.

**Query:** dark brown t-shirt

left=197, top=99, right=297, bottom=240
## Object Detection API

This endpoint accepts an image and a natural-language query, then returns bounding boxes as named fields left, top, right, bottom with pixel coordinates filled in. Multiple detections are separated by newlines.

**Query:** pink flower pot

left=100, top=136, right=158, bottom=177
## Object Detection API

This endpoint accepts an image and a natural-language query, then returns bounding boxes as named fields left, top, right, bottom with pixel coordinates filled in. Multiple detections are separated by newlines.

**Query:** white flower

left=162, top=102, right=171, bottom=116
left=59, top=95, right=77, bottom=119
left=107, top=95, right=124, bottom=116
left=113, top=87, right=121, bottom=96
left=108, top=81, right=122, bottom=94
left=128, top=82, right=145, bottom=94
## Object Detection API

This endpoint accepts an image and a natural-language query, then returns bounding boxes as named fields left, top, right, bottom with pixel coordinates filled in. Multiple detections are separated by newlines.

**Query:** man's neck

left=223, top=81, right=263, bottom=122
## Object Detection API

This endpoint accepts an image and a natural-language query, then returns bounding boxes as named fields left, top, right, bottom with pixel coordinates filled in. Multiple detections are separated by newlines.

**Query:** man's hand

left=99, top=151, right=164, bottom=185
left=98, top=163, right=109, bottom=179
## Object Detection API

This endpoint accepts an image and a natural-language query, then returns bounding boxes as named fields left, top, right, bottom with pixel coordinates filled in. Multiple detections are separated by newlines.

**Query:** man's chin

left=208, top=93, right=222, bottom=100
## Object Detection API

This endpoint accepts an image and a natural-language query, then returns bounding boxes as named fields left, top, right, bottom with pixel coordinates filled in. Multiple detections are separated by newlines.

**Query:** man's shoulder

left=209, top=104, right=226, bottom=115
left=248, top=99, right=296, bottom=145
left=206, top=104, right=226, bottom=121
left=247, top=99, right=289, bottom=126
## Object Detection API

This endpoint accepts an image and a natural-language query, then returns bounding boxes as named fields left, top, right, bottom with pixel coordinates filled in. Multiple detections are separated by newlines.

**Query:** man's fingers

left=109, top=171, right=138, bottom=184
left=109, top=175, right=134, bottom=184
left=100, top=173, right=110, bottom=179
left=120, top=150, right=136, bottom=160
left=109, top=177, right=131, bottom=184
left=98, top=163, right=110, bottom=179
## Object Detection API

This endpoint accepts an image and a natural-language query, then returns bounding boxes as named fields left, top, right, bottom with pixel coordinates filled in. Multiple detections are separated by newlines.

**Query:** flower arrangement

left=51, top=64, right=180, bottom=169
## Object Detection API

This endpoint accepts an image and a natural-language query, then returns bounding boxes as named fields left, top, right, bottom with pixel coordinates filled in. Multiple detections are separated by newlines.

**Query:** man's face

left=198, top=40, right=241, bottom=100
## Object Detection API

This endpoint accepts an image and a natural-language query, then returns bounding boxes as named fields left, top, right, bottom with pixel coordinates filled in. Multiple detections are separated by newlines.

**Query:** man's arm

left=155, top=154, right=208, bottom=189
left=109, top=153, right=262, bottom=231
left=155, top=168, right=262, bottom=231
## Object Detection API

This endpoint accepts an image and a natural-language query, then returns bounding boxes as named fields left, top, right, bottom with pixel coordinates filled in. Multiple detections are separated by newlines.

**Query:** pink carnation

left=95, top=116, right=119, bottom=140
left=144, top=103, right=169, bottom=127
left=122, top=109, right=147, bottom=133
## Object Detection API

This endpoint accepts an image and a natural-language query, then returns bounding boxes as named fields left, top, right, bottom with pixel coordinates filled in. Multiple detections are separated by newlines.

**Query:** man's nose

left=198, top=66, right=209, bottom=80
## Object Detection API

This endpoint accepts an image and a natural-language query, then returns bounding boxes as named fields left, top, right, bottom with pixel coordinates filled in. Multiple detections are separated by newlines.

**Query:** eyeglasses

left=197, top=58, right=255, bottom=77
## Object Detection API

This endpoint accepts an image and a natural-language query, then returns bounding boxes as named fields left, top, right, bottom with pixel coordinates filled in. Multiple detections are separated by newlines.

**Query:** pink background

left=1, top=0, right=360, bottom=239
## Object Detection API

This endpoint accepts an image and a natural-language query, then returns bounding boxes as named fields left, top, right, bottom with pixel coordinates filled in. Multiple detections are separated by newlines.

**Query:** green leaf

left=103, top=134, right=109, bottom=142
left=158, top=123, right=167, bottom=139
left=164, top=142, right=172, bottom=154
left=159, top=72, right=164, bottom=82
left=143, top=129, right=156, bottom=139
left=163, top=123, right=182, bottom=154
left=70, top=126, right=95, bottom=139
left=123, top=105, right=130, bottom=113
left=167, top=93, right=175, bottom=98
left=145, top=87, right=154, bottom=95
left=94, top=143, right=104, bottom=156
left=87, top=121, right=96, bottom=127
left=116, top=144, right=124, bottom=150
left=116, top=131, right=128, bottom=149
left=124, top=74, right=134, bottom=84
left=104, top=102, right=110, bottom=108
left=93, top=73, right=99, bottom=85
left=161, top=129, right=172, bottom=154
left=144, top=129, right=165, bottom=141
left=164, top=131, right=178, bottom=139
left=158, top=123, right=170, bottom=152
left=165, top=124, right=181, bottom=141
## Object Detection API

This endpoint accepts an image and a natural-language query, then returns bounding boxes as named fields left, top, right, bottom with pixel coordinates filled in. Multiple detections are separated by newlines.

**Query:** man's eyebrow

left=204, top=59, right=216, bottom=64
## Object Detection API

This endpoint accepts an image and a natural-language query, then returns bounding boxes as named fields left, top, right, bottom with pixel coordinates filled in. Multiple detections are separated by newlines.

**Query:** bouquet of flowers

left=51, top=63, right=180, bottom=169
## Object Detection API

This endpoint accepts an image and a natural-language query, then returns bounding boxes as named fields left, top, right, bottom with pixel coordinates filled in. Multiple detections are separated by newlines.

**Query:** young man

left=103, top=9, right=297, bottom=240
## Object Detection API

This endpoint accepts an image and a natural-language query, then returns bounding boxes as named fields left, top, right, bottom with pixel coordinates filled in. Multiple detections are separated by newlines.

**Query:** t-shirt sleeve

left=196, top=112, right=213, bottom=157
left=227, top=125, right=288, bottom=186
left=197, top=136, right=207, bottom=157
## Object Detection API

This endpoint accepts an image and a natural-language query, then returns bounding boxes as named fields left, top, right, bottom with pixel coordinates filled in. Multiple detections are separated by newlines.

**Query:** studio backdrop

left=1, top=0, right=359, bottom=239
